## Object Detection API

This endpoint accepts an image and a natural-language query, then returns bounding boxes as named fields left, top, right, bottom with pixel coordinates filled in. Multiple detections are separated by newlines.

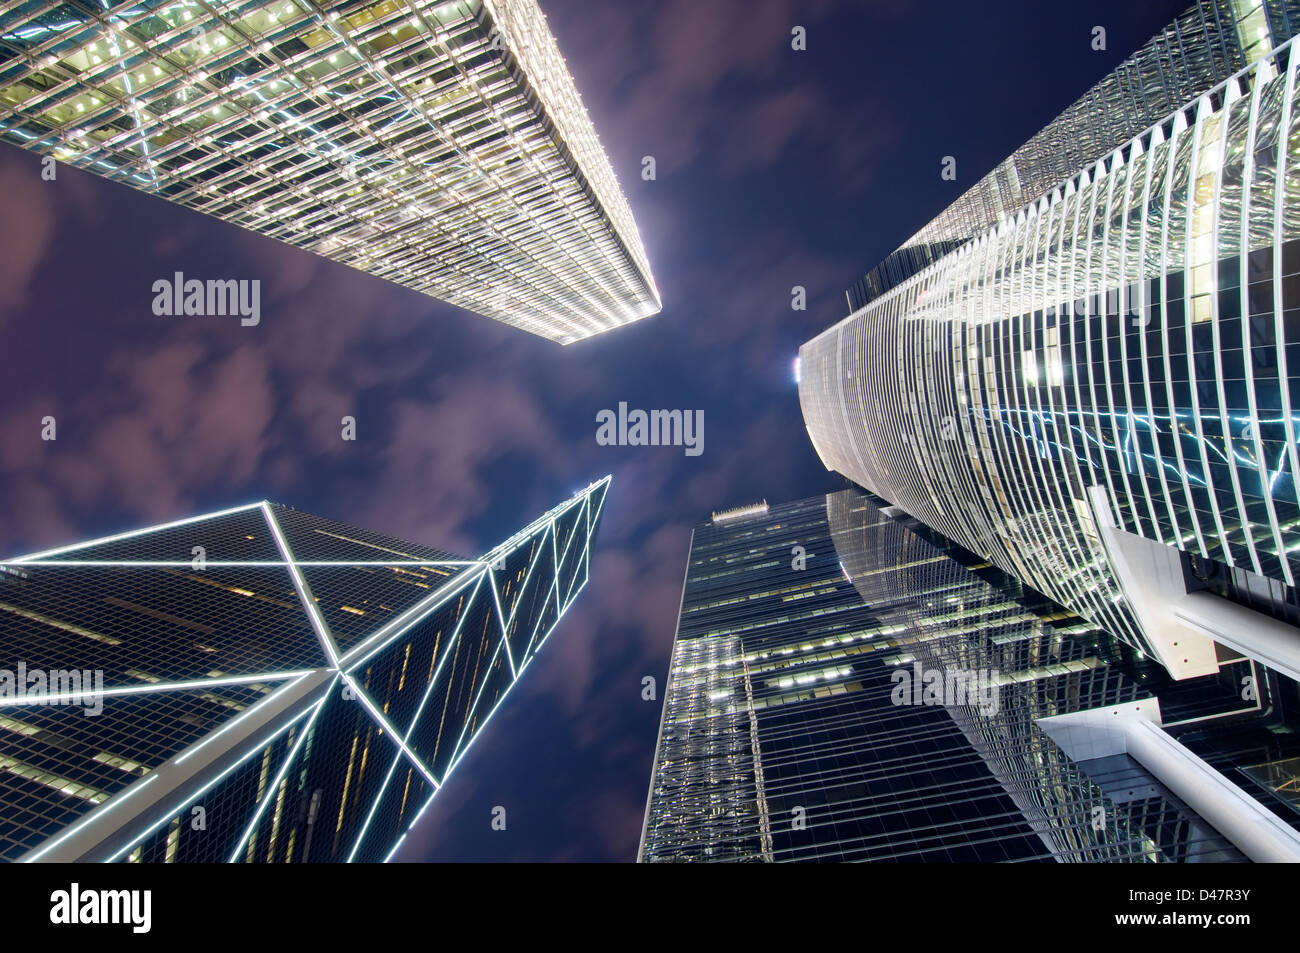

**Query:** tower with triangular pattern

left=0, top=477, right=609, bottom=862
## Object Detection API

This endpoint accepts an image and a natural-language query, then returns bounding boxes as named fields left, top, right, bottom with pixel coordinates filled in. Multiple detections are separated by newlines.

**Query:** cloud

left=540, top=523, right=690, bottom=723
left=0, top=154, right=56, bottom=325
left=354, top=372, right=567, bottom=554
left=549, top=0, right=888, bottom=177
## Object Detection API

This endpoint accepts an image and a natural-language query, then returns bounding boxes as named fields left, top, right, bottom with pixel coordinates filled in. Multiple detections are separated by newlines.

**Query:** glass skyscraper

left=800, top=0, right=1300, bottom=684
left=0, top=476, right=608, bottom=862
left=0, top=0, right=659, bottom=343
left=639, top=490, right=1300, bottom=862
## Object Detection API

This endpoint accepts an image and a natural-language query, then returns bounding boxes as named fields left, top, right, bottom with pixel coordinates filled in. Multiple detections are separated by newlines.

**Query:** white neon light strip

left=7, top=502, right=265, bottom=563
left=501, top=522, right=551, bottom=634
left=261, top=503, right=340, bottom=669
left=0, top=670, right=315, bottom=708
left=441, top=487, right=600, bottom=774
left=382, top=488, right=603, bottom=863
left=105, top=703, right=319, bottom=863
left=550, top=517, right=561, bottom=615
left=22, top=775, right=158, bottom=863
left=344, top=574, right=488, bottom=861
left=384, top=832, right=407, bottom=861
left=343, top=675, right=440, bottom=789
left=520, top=498, right=588, bottom=659
left=589, top=479, right=611, bottom=531
left=339, top=565, right=486, bottom=672
left=485, top=567, right=517, bottom=679
left=441, top=577, right=586, bottom=784
left=561, top=521, right=594, bottom=614
left=4, top=560, right=478, bottom=568
left=176, top=672, right=319, bottom=767
left=563, top=493, right=593, bottom=592
left=356, top=486, right=603, bottom=853
left=445, top=503, right=596, bottom=772
left=384, top=586, right=586, bottom=864
left=568, top=487, right=600, bottom=609
left=227, top=680, right=334, bottom=862
left=479, top=478, right=607, bottom=564
left=445, top=641, right=507, bottom=770
left=339, top=481, right=605, bottom=673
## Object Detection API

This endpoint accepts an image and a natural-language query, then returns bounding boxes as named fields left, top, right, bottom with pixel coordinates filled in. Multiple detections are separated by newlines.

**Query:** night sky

left=0, top=0, right=1190, bottom=861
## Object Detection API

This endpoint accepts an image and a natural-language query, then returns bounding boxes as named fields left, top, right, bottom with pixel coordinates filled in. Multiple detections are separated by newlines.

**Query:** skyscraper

left=799, top=0, right=1300, bottom=683
left=639, top=490, right=1300, bottom=862
left=0, top=476, right=608, bottom=862
left=0, top=0, right=659, bottom=343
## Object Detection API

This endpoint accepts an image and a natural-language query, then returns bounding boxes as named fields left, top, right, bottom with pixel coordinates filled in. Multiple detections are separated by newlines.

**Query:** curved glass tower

left=800, top=1, right=1300, bottom=681
left=639, top=491, right=1300, bottom=862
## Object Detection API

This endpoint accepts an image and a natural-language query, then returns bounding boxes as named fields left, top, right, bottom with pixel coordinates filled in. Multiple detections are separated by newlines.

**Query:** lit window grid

left=637, top=494, right=1226, bottom=862
left=802, top=42, right=1300, bottom=674
left=822, top=493, right=1154, bottom=862
left=3, top=476, right=608, bottom=861
left=0, top=0, right=659, bottom=343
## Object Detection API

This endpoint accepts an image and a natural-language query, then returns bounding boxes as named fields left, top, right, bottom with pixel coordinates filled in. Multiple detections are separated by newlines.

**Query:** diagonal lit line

left=344, top=675, right=440, bottom=789
left=4, top=560, right=477, bottom=568
left=174, top=671, right=319, bottom=767
left=558, top=492, right=589, bottom=559
left=589, top=477, right=611, bottom=528
left=340, top=565, right=485, bottom=672
left=22, top=776, right=159, bottom=863
left=344, top=573, right=487, bottom=861
left=384, top=575, right=484, bottom=758
left=575, top=488, right=598, bottom=607
left=585, top=476, right=593, bottom=541
left=550, top=517, right=561, bottom=614
left=537, top=581, right=589, bottom=658
left=384, top=832, right=409, bottom=861
left=476, top=478, right=606, bottom=645
left=104, top=701, right=319, bottom=863
left=388, top=787, right=439, bottom=862
left=562, top=520, right=593, bottom=615
left=7, top=501, right=265, bottom=563
left=446, top=640, right=508, bottom=769
left=345, top=745, right=422, bottom=863
left=523, top=496, right=588, bottom=659
left=564, top=480, right=608, bottom=610
left=383, top=481, right=609, bottom=862
left=575, top=545, right=591, bottom=609
left=501, top=523, right=550, bottom=635
left=444, top=583, right=585, bottom=785
left=261, top=503, right=339, bottom=669
left=485, top=566, right=516, bottom=678
left=227, top=679, right=335, bottom=863
left=0, top=670, right=315, bottom=708
left=18, top=480, right=611, bottom=864
left=521, top=573, right=558, bottom=662
left=361, top=573, right=483, bottom=771
left=389, top=606, right=572, bottom=866
left=412, top=573, right=484, bottom=712
left=479, top=481, right=597, bottom=567
left=559, top=494, right=593, bottom=610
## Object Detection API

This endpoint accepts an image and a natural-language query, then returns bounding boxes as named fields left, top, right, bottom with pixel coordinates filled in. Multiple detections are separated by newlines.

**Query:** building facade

left=0, top=0, right=659, bottom=343
left=801, top=0, right=1300, bottom=683
left=638, top=491, right=1300, bottom=862
left=0, top=476, right=608, bottom=862
left=847, top=0, right=1299, bottom=311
